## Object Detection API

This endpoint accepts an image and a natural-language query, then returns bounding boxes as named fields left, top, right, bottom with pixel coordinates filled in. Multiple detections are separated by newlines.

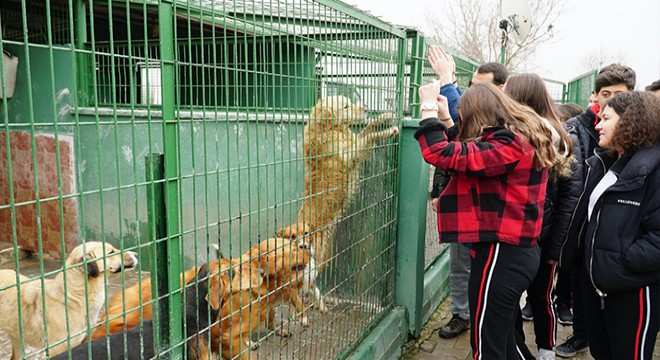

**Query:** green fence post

left=395, top=120, right=429, bottom=337
left=73, top=0, right=91, bottom=106
left=159, top=1, right=182, bottom=358
left=145, top=153, right=170, bottom=353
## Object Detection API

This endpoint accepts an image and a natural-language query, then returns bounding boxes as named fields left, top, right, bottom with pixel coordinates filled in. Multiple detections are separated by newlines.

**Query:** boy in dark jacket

left=555, top=64, right=636, bottom=357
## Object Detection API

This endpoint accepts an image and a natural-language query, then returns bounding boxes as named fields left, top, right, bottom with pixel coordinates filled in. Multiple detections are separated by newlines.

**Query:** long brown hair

left=457, top=82, right=556, bottom=170
left=505, top=73, right=574, bottom=157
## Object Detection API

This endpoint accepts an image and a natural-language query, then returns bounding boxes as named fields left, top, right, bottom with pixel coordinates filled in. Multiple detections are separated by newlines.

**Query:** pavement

left=401, top=296, right=660, bottom=360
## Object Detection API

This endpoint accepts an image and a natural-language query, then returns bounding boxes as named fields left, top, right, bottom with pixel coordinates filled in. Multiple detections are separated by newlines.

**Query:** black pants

left=555, top=267, right=571, bottom=307
left=580, top=268, right=660, bottom=360
left=469, top=242, right=539, bottom=360
left=526, top=260, right=557, bottom=351
left=572, top=257, right=588, bottom=339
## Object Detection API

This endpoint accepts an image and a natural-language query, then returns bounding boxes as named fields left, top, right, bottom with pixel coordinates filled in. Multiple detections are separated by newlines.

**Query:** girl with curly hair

left=565, top=91, right=660, bottom=359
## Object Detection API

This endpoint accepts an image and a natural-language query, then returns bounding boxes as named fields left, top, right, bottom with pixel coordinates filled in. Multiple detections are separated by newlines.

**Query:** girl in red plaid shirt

left=415, top=81, right=556, bottom=359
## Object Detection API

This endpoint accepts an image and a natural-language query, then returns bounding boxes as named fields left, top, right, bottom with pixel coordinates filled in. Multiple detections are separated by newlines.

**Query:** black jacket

left=557, top=108, right=600, bottom=268
left=564, top=144, right=660, bottom=296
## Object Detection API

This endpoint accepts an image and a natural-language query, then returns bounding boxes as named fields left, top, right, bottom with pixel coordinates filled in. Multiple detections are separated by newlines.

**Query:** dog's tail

left=209, top=244, right=224, bottom=259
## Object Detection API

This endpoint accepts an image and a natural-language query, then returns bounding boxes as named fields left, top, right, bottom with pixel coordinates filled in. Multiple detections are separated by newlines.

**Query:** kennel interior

left=0, top=0, right=407, bottom=358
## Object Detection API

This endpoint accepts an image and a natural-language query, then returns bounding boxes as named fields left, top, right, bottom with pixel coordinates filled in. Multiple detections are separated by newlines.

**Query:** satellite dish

left=500, top=0, right=532, bottom=44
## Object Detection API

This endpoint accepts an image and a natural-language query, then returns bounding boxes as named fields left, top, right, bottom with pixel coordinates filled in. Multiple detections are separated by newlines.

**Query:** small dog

left=299, top=96, right=399, bottom=270
left=210, top=237, right=310, bottom=359
left=52, top=259, right=263, bottom=360
left=277, top=223, right=327, bottom=322
left=0, top=242, right=138, bottom=360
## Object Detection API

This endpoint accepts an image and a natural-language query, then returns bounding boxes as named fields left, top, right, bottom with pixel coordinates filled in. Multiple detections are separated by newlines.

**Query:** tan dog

left=299, top=96, right=399, bottom=270
left=211, top=237, right=310, bottom=359
left=0, top=242, right=138, bottom=360
left=277, top=223, right=327, bottom=320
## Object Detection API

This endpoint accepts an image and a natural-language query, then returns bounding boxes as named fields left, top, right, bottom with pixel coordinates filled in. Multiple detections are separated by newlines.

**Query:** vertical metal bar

left=395, top=30, right=428, bottom=337
left=146, top=153, right=168, bottom=351
left=74, top=0, right=90, bottom=106
left=158, top=1, right=183, bottom=358
left=395, top=120, right=429, bottom=337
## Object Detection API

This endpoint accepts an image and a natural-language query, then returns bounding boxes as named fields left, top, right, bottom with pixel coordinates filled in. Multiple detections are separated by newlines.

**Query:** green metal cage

left=0, top=0, right=407, bottom=358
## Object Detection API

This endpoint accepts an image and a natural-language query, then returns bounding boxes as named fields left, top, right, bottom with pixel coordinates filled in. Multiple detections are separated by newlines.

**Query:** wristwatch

left=420, top=102, right=439, bottom=111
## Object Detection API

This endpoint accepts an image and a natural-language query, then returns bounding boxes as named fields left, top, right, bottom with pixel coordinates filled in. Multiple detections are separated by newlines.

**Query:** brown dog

left=210, top=237, right=310, bottom=359
left=0, top=242, right=138, bottom=360
left=51, top=259, right=262, bottom=360
left=298, top=96, right=399, bottom=270
left=91, top=256, right=263, bottom=341
left=91, top=266, right=199, bottom=340
left=186, top=259, right=264, bottom=360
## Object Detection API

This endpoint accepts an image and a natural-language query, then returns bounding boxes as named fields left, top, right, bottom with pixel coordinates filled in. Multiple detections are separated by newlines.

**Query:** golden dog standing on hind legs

left=0, top=242, right=138, bottom=360
left=292, top=95, right=399, bottom=271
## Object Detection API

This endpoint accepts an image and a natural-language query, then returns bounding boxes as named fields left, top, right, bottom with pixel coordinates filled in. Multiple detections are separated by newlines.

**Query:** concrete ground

left=401, top=296, right=660, bottom=360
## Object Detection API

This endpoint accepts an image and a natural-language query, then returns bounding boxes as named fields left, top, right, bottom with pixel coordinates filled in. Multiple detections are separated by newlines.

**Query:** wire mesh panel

left=543, top=78, right=566, bottom=104
left=566, top=70, right=598, bottom=109
left=0, top=0, right=404, bottom=359
left=423, top=167, right=445, bottom=270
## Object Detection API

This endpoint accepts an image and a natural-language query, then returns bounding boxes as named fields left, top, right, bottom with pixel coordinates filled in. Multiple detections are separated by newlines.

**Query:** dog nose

left=259, top=269, right=265, bottom=277
left=298, top=242, right=308, bottom=250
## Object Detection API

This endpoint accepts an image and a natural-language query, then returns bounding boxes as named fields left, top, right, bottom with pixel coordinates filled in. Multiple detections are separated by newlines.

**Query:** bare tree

left=424, top=0, right=569, bottom=71
left=579, top=49, right=627, bottom=73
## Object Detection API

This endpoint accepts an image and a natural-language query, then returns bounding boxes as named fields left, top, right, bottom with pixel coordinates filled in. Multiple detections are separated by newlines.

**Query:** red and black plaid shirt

left=414, top=119, right=548, bottom=247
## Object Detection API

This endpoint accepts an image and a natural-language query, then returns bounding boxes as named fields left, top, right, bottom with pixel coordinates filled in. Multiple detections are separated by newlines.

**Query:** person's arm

left=440, top=84, right=461, bottom=121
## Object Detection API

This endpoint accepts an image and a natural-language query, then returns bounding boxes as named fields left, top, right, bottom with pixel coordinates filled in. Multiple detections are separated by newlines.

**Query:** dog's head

left=242, top=238, right=310, bottom=279
left=311, top=96, right=367, bottom=127
left=206, top=258, right=264, bottom=310
left=277, top=223, right=314, bottom=253
left=67, top=242, right=138, bottom=278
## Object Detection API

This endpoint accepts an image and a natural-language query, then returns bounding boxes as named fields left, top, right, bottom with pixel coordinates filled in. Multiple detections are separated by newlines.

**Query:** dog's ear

left=277, top=225, right=294, bottom=239
left=206, top=275, right=222, bottom=310
left=86, top=254, right=100, bottom=278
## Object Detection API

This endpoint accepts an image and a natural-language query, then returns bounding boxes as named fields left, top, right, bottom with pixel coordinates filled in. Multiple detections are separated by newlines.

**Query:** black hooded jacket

left=563, top=143, right=660, bottom=296
left=557, top=107, right=601, bottom=268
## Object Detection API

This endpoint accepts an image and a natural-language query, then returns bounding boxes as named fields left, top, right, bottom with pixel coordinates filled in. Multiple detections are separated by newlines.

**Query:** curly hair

left=606, top=91, right=660, bottom=156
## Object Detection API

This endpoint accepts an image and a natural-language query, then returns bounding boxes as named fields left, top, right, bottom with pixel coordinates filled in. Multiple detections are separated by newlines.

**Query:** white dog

left=0, top=242, right=138, bottom=359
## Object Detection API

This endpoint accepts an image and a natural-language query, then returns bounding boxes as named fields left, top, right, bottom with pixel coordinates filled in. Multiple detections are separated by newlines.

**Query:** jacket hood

left=619, top=143, right=660, bottom=181
left=541, top=117, right=573, bottom=179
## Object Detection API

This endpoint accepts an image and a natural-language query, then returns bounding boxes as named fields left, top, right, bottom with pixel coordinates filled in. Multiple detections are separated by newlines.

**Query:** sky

left=343, top=0, right=660, bottom=90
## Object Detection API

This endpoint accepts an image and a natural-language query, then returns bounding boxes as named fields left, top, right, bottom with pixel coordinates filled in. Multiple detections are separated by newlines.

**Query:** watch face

left=421, top=102, right=438, bottom=111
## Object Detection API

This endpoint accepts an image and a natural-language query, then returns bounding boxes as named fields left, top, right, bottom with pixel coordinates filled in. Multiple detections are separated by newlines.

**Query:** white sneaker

left=538, top=348, right=555, bottom=360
